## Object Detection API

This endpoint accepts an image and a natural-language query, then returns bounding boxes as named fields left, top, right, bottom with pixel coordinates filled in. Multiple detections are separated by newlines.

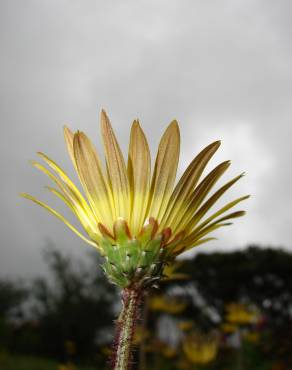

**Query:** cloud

left=0, top=0, right=291, bottom=275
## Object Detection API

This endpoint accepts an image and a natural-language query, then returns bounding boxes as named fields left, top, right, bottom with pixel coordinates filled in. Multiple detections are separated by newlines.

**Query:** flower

left=148, top=295, right=187, bottom=314
left=244, top=331, right=260, bottom=343
left=178, top=321, right=194, bottom=332
left=225, top=303, right=259, bottom=325
left=132, top=325, right=150, bottom=345
left=162, top=261, right=190, bottom=281
left=221, top=322, right=238, bottom=333
left=22, top=110, right=248, bottom=288
left=58, top=363, right=75, bottom=370
left=182, top=332, right=218, bottom=364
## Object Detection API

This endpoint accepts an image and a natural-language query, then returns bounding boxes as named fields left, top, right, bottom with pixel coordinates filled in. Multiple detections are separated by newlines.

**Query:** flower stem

left=112, top=289, right=142, bottom=370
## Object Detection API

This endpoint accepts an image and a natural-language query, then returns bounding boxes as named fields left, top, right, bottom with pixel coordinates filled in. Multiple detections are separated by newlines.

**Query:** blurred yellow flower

left=58, top=363, right=75, bottom=370
left=132, top=325, right=150, bottom=345
left=225, top=303, right=258, bottom=325
left=149, top=295, right=187, bottom=314
left=182, top=332, right=218, bottom=365
left=178, top=321, right=194, bottom=332
left=176, top=358, right=193, bottom=369
left=144, top=339, right=177, bottom=358
left=162, top=344, right=177, bottom=359
left=221, top=322, right=238, bottom=333
left=244, top=331, right=260, bottom=343
left=162, top=261, right=190, bottom=281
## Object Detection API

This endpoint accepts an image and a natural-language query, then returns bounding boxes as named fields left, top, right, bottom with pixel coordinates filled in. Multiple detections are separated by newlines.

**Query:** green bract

left=100, top=218, right=183, bottom=288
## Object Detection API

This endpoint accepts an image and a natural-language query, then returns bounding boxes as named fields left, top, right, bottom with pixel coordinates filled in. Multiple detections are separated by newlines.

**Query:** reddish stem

left=111, top=289, right=142, bottom=370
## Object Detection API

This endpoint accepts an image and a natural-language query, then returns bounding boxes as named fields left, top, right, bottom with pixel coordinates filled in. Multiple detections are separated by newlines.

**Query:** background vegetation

left=0, top=245, right=291, bottom=369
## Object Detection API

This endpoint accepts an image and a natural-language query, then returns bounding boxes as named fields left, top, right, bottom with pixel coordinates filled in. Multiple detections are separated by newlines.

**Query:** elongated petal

left=184, top=210, right=245, bottom=250
left=196, top=195, right=250, bottom=231
left=160, top=141, right=221, bottom=228
left=100, top=110, right=130, bottom=220
left=46, top=185, right=75, bottom=211
left=170, top=160, right=231, bottom=234
left=148, top=120, right=180, bottom=222
left=31, top=160, right=96, bottom=229
left=63, top=126, right=78, bottom=171
left=173, top=237, right=217, bottom=254
left=128, top=120, right=151, bottom=235
left=73, top=131, right=114, bottom=229
left=64, top=126, right=102, bottom=230
left=185, top=173, right=245, bottom=233
left=45, top=186, right=98, bottom=236
left=183, top=222, right=232, bottom=248
left=191, top=237, right=217, bottom=248
left=20, top=193, right=99, bottom=248
left=214, top=210, right=246, bottom=223
left=195, top=210, right=245, bottom=237
left=36, top=152, right=93, bottom=217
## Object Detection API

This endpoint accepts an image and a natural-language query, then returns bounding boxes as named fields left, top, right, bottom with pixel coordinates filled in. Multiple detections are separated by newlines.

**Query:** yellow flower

left=182, top=332, right=218, bottom=364
left=178, top=321, right=194, bottom=332
left=162, top=344, right=177, bottom=359
left=58, top=363, right=75, bottom=370
left=225, top=303, right=258, bottom=325
left=22, top=110, right=248, bottom=288
left=148, top=295, right=187, bottom=314
left=132, top=325, right=150, bottom=345
left=162, top=261, right=190, bottom=281
left=244, top=331, right=260, bottom=343
left=221, top=322, right=237, bottom=333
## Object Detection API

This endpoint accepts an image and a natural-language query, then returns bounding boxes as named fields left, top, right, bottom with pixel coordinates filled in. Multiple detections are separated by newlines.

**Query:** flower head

left=22, top=110, right=248, bottom=288
left=182, top=332, right=218, bottom=365
left=225, top=303, right=259, bottom=325
left=149, top=295, right=187, bottom=314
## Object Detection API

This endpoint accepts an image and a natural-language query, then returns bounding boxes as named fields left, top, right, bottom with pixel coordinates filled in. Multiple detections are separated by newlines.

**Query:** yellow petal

left=64, top=126, right=102, bottom=231
left=191, top=237, right=217, bottom=248
left=36, top=152, right=94, bottom=218
left=196, top=195, right=250, bottom=231
left=31, top=160, right=96, bottom=229
left=127, top=120, right=151, bottom=235
left=184, top=210, right=245, bottom=250
left=73, top=131, right=114, bottom=229
left=160, top=141, right=220, bottom=229
left=183, top=222, right=231, bottom=249
left=100, top=110, right=130, bottom=220
left=172, top=237, right=217, bottom=255
left=170, top=160, right=231, bottom=234
left=20, top=193, right=99, bottom=249
left=185, top=173, right=245, bottom=233
left=46, top=185, right=75, bottom=211
left=148, top=120, right=180, bottom=222
left=45, top=186, right=98, bottom=237
left=196, top=210, right=245, bottom=237
left=63, top=125, right=78, bottom=171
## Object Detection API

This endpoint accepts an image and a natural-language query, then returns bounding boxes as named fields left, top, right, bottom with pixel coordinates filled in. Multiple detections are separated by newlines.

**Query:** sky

left=1, top=0, right=291, bottom=277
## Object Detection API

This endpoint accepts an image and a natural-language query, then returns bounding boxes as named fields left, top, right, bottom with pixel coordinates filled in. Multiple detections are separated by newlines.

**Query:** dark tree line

left=0, top=246, right=118, bottom=365
left=0, top=245, right=291, bottom=367
left=180, top=246, right=292, bottom=325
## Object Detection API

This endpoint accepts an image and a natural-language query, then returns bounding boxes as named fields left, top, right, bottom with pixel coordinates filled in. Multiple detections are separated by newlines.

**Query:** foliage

left=0, top=245, right=291, bottom=368
left=0, top=352, right=100, bottom=370
left=176, top=246, right=292, bottom=328
left=0, top=245, right=117, bottom=364
left=28, top=246, right=117, bottom=359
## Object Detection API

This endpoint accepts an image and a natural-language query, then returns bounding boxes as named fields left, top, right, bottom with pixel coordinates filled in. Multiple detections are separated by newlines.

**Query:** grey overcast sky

left=1, top=0, right=291, bottom=277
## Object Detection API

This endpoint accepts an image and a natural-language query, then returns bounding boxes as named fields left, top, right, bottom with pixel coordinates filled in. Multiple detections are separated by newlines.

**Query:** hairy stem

left=112, top=289, right=142, bottom=370
left=139, top=295, right=149, bottom=370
